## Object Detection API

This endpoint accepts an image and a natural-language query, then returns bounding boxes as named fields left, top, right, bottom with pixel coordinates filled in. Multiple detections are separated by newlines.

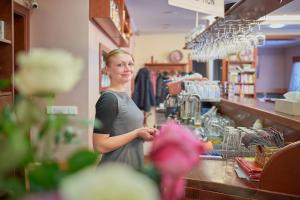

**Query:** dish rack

left=217, top=126, right=256, bottom=159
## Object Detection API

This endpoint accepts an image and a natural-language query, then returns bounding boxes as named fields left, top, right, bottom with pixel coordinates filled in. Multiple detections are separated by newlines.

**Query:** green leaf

left=67, top=150, right=98, bottom=173
left=0, top=177, right=26, bottom=199
left=0, top=79, right=10, bottom=89
left=28, top=162, right=67, bottom=192
left=140, top=164, right=161, bottom=186
left=63, top=126, right=75, bottom=143
left=38, top=118, right=51, bottom=139
left=0, top=130, right=31, bottom=175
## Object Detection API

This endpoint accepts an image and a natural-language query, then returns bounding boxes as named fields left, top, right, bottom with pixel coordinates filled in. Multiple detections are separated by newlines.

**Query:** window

left=289, top=58, right=300, bottom=91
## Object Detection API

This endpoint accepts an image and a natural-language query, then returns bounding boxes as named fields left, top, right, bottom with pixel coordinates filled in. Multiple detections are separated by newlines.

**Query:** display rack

left=90, top=0, right=132, bottom=47
left=0, top=0, right=14, bottom=111
left=223, top=48, right=257, bottom=97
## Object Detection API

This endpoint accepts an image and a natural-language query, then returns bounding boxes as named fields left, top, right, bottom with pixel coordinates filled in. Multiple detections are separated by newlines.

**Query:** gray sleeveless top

left=96, top=91, right=144, bottom=169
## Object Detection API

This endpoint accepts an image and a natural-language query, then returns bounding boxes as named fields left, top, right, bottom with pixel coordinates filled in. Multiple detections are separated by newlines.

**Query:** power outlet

left=46, top=106, right=78, bottom=115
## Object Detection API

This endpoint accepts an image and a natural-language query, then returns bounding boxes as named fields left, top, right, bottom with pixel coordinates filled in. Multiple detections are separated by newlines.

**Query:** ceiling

left=125, top=0, right=300, bottom=35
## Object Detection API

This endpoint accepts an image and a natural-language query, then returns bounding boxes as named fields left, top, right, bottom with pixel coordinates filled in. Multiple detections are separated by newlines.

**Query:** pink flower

left=22, top=192, right=62, bottom=200
left=149, top=121, right=204, bottom=200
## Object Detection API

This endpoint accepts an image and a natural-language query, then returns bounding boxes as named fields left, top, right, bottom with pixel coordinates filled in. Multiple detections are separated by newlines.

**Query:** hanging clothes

left=150, top=70, right=157, bottom=96
left=132, top=67, right=156, bottom=112
left=156, top=72, right=169, bottom=106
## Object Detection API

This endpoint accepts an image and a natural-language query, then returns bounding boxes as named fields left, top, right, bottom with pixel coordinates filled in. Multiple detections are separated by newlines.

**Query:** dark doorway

left=213, top=59, right=222, bottom=81
left=192, top=60, right=207, bottom=77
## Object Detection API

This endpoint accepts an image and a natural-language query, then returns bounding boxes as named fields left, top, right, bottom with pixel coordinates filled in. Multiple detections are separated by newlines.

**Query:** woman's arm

left=93, top=127, right=156, bottom=153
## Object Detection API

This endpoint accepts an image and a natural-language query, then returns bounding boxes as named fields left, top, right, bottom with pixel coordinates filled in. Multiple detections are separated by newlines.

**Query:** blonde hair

left=105, top=49, right=134, bottom=66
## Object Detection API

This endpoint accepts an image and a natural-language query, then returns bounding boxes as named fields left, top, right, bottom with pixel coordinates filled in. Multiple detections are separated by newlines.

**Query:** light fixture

left=163, top=10, right=176, bottom=15
left=268, top=24, right=285, bottom=28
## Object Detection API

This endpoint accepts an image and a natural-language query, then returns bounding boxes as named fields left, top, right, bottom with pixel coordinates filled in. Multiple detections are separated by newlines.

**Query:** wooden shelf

left=0, top=91, right=12, bottom=96
left=235, top=83, right=255, bottom=85
left=92, top=17, right=129, bottom=47
left=0, top=0, right=14, bottom=111
left=235, top=93, right=255, bottom=96
left=239, top=71, right=256, bottom=74
left=145, top=63, right=188, bottom=73
left=123, top=21, right=130, bottom=34
left=89, top=0, right=131, bottom=47
left=228, top=61, right=253, bottom=65
left=0, top=38, right=12, bottom=44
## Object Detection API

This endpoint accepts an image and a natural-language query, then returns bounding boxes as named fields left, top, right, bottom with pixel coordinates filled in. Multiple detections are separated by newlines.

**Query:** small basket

left=167, top=81, right=182, bottom=95
left=255, top=145, right=280, bottom=167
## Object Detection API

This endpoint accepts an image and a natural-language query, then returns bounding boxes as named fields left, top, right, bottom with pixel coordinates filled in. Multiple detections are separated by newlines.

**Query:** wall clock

left=168, top=50, right=183, bottom=63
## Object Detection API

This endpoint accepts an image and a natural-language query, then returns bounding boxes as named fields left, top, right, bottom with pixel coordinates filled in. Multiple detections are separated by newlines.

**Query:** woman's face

left=107, top=53, right=134, bottom=84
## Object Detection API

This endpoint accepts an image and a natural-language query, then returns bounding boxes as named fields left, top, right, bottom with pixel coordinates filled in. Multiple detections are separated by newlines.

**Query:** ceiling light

left=269, top=24, right=286, bottom=28
left=163, top=11, right=176, bottom=14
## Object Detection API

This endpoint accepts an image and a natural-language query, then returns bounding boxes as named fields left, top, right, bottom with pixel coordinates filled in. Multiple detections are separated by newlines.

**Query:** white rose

left=60, top=164, right=160, bottom=200
left=15, top=48, right=84, bottom=96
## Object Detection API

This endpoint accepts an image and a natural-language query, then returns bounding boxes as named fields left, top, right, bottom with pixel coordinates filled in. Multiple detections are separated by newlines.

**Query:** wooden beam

left=266, top=35, right=300, bottom=40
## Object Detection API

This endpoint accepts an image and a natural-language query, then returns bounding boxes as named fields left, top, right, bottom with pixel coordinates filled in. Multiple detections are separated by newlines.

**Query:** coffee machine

left=178, top=92, right=202, bottom=124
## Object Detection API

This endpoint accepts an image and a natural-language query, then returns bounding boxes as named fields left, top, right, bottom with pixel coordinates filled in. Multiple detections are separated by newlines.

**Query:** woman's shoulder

left=96, top=91, right=118, bottom=106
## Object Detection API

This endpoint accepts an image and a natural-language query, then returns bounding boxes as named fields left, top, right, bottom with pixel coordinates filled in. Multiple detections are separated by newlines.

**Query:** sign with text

left=168, top=0, right=224, bottom=17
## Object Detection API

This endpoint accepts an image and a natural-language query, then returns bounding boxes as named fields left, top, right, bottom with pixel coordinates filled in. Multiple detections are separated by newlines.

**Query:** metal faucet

left=190, top=94, right=202, bottom=124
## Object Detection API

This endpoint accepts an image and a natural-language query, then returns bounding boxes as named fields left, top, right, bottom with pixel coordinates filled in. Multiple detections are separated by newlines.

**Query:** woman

left=93, top=49, right=157, bottom=169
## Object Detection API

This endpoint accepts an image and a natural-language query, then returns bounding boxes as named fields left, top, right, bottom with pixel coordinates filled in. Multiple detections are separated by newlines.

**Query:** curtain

left=289, top=62, right=300, bottom=91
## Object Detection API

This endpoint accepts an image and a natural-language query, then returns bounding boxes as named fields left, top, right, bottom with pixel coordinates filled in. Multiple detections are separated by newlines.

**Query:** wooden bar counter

left=219, top=97, right=300, bottom=142
left=155, top=98, right=300, bottom=199
left=186, top=159, right=258, bottom=189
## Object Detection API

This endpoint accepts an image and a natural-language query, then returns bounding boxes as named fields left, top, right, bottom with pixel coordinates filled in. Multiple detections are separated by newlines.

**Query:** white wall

left=30, top=0, right=91, bottom=156
left=256, top=48, right=287, bottom=92
left=29, top=0, right=136, bottom=151
left=88, top=22, right=117, bottom=147
left=256, top=45, right=300, bottom=93
left=133, top=33, right=191, bottom=72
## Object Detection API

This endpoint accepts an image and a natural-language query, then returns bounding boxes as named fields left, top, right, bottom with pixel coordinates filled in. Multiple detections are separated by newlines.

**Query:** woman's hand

left=135, top=127, right=158, bottom=141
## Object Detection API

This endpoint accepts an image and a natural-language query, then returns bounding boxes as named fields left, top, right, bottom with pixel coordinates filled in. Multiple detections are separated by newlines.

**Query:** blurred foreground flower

left=60, top=164, right=160, bottom=200
left=150, top=122, right=204, bottom=200
left=0, top=49, right=92, bottom=200
left=15, top=48, right=83, bottom=96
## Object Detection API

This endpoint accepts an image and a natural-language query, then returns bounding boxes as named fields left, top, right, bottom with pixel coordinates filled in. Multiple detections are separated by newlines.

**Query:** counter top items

left=255, top=145, right=280, bottom=167
left=183, top=80, right=221, bottom=102
left=275, top=91, right=300, bottom=115
left=235, top=157, right=262, bottom=181
left=275, top=99, right=300, bottom=116
left=240, top=127, right=284, bottom=148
